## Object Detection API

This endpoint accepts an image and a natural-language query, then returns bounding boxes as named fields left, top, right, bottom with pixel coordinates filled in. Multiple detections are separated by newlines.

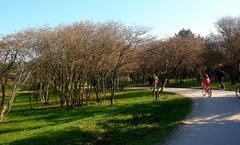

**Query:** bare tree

left=216, top=16, right=240, bottom=83
left=140, top=35, right=203, bottom=99
left=0, top=30, right=36, bottom=120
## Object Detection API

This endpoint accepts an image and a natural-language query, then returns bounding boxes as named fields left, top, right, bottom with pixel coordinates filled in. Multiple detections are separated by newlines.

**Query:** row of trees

left=125, top=17, right=240, bottom=99
left=1, top=15, right=240, bottom=119
left=138, top=32, right=203, bottom=99
left=126, top=16, right=240, bottom=99
left=0, top=22, right=149, bottom=119
left=136, top=16, right=240, bottom=92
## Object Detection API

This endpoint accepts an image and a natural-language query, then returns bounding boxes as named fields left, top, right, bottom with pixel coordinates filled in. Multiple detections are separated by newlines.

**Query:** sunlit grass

left=0, top=90, right=191, bottom=145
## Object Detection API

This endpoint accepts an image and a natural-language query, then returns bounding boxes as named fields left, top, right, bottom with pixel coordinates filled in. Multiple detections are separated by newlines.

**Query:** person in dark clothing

left=236, top=70, right=240, bottom=84
left=216, top=68, right=225, bottom=89
left=148, top=76, right=154, bottom=88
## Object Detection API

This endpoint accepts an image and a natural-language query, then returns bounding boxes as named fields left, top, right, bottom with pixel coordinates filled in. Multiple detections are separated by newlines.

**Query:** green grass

left=0, top=90, right=192, bottom=145
left=166, top=79, right=236, bottom=90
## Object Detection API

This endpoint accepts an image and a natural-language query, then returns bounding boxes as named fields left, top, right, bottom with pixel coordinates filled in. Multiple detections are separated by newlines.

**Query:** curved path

left=128, top=87, right=240, bottom=145
left=159, top=88, right=240, bottom=145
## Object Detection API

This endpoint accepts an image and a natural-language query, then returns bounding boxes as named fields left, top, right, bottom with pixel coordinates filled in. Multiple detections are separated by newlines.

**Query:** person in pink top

left=201, top=73, right=211, bottom=91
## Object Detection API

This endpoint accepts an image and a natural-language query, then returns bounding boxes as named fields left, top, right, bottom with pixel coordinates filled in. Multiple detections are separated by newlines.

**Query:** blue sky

left=1, top=0, right=240, bottom=38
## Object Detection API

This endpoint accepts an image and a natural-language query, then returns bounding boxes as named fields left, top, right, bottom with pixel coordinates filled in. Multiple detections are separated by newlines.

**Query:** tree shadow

left=9, top=127, right=99, bottom=145
left=2, top=90, right=193, bottom=145
left=4, top=93, right=191, bottom=145
left=115, top=90, right=151, bottom=100
left=7, top=91, right=154, bottom=125
left=94, top=97, right=191, bottom=144
left=0, top=126, right=41, bottom=134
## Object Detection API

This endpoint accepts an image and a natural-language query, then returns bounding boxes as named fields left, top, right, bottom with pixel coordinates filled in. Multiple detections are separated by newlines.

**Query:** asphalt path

left=159, top=88, right=240, bottom=145
left=127, top=87, right=240, bottom=145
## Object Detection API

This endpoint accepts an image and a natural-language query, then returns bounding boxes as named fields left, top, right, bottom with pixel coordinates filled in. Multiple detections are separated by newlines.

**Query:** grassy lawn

left=166, top=79, right=236, bottom=90
left=0, top=90, right=192, bottom=145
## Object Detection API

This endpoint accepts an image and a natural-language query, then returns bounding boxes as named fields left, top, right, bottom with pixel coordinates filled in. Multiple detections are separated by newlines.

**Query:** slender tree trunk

left=155, top=77, right=167, bottom=100
left=110, top=73, right=116, bottom=105
left=85, top=84, right=91, bottom=106
left=60, top=75, right=64, bottom=107
left=1, top=77, right=7, bottom=107
left=1, top=84, right=19, bottom=120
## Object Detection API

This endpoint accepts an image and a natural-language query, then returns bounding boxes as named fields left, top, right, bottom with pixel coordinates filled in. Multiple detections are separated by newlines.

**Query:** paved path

left=128, top=87, right=240, bottom=145
left=159, top=88, right=240, bottom=145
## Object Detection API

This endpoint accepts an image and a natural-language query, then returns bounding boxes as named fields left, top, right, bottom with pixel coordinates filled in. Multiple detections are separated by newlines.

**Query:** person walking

left=236, top=70, right=240, bottom=84
left=216, top=64, right=225, bottom=90
left=154, top=75, right=159, bottom=89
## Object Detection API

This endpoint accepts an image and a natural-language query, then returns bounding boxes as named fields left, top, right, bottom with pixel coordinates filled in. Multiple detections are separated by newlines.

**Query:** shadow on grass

left=7, top=92, right=192, bottom=145
left=9, top=91, right=175, bottom=125
left=9, top=127, right=99, bottom=145
left=0, top=126, right=41, bottom=134
left=115, top=90, right=151, bottom=100
left=9, top=91, right=152, bottom=124
left=96, top=97, right=191, bottom=145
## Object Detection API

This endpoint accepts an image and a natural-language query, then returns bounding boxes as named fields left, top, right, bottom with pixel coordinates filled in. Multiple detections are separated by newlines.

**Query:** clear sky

left=1, top=0, right=240, bottom=38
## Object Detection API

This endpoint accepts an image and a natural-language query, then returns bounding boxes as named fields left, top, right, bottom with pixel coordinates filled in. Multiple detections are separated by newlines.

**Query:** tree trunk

left=110, top=75, right=116, bottom=105
left=1, top=77, right=7, bottom=107
left=60, top=75, right=64, bottom=107
left=1, top=84, right=18, bottom=120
